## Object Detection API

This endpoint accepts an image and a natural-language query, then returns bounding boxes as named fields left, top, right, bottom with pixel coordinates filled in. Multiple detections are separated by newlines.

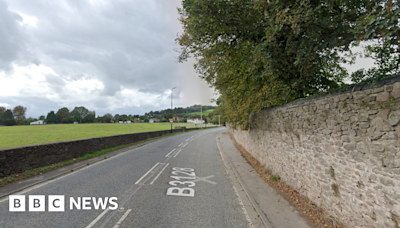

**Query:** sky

left=0, top=0, right=216, bottom=118
left=0, top=0, right=375, bottom=119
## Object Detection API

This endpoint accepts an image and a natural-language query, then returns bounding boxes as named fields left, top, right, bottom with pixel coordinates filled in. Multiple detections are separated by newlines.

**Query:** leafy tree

left=0, top=106, right=5, bottom=124
left=114, top=114, right=121, bottom=122
left=56, top=107, right=70, bottom=120
left=61, top=117, right=73, bottom=123
left=70, top=106, right=89, bottom=123
left=3, top=109, right=16, bottom=126
left=39, top=115, right=45, bottom=120
left=46, top=111, right=59, bottom=124
left=83, top=113, right=95, bottom=123
left=177, top=0, right=400, bottom=126
left=13, top=105, right=27, bottom=125
left=103, top=113, right=113, bottom=123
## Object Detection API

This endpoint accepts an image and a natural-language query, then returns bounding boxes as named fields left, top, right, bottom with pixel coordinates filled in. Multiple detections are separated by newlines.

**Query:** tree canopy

left=177, top=0, right=400, bottom=126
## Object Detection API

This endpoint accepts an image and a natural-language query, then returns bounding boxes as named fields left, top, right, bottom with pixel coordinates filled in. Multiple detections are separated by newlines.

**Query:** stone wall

left=0, top=128, right=207, bottom=177
left=227, top=76, right=400, bottom=228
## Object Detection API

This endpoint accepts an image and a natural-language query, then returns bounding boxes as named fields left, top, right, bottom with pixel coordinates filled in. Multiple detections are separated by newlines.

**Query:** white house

left=30, top=120, right=45, bottom=125
left=149, top=119, right=154, bottom=123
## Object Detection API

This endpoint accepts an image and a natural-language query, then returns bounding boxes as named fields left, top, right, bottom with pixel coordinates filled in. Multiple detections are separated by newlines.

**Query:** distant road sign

left=170, top=121, right=173, bottom=123
left=169, top=118, right=174, bottom=121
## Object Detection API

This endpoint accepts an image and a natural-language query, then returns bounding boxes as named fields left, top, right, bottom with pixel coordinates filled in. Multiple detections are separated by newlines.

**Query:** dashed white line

left=165, top=149, right=176, bottom=157
left=178, top=142, right=183, bottom=147
left=86, top=208, right=110, bottom=228
left=173, top=149, right=182, bottom=158
left=135, top=163, right=159, bottom=185
left=150, top=163, right=169, bottom=185
left=182, top=142, right=188, bottom=148
left=112, top=209, right=132, bottom=228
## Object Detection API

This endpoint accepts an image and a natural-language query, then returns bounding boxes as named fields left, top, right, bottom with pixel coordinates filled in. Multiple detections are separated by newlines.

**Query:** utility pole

left=200, top=105, right=202, bottom=129
left=219, top=115, right=220, bottom=127
left=171, top=87, right=176, bottom=133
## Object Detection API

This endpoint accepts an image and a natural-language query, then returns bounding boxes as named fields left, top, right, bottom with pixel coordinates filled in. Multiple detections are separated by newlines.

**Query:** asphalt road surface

left=0, top=128, right=253, bottom=228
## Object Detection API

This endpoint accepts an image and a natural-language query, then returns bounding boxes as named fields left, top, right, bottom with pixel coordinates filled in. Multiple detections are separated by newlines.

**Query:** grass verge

left=0, top=130, right=185, bottom=188
left=228, top=133, right=344, bottom=228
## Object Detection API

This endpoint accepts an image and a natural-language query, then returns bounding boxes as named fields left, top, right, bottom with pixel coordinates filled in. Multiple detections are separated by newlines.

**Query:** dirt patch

left=229, top=134, right=345, bottom=228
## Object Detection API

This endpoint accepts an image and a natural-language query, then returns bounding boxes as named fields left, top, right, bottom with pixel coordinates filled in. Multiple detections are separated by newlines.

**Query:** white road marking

left=85, top=208, right=110, bottom=228
left=192, top=175, right=217, bottom=184
left=112, top=209, right=132, bottom=228
left=173, top=149, right=182, bottom=158
left=135, top=163, right=159, bottom=185
left=182, top=142, right=188, bottom=148
left=150, top=163, right=169, bottom=185
left=178, top=142, right=183, bottom=147
left=165, top=149, right=176, bottom=157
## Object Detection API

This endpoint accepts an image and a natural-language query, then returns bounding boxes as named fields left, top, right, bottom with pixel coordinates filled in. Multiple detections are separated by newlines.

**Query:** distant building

left=30, top=120, right=45, bottom=125
left=187, top=118, right=204, bottom=124
left=126, top=121, right=131, bottom=124
left=149, top=119, right=154, bottom=123
left=134, top=119, right=144, bottom=123
left=73, top=121, right=78, bottom=124
left=119, top=121, right=124, bottom=124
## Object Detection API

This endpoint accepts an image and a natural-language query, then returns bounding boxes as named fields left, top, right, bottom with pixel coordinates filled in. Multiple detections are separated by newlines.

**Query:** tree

left=3, top=109, right=16, bottom=126
left=0, top=106, right=5, bottom=124
left=114, top=114, right=121, bottom=122
left=103, top=113, right=113, bottom=123
left=177, top=0, right=399, bottom=127
left=56, top=107, right=70, bottom=120
left=70, top=106, right=89, bottom=123
left=46, top=111, right=58, bottom=124
left=83, top=113, right=95, bottom=123
left=39, top=115, right=45, bottom=120
left=13, top=105, right=27, bottom=125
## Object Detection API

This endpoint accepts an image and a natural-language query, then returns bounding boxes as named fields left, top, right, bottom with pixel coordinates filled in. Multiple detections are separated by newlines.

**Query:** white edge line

left=112, top=209, right=132, bottom=228
left=134, top=162, right=159, bottom=184
left=86, top=208, right=110, bottom=228
left=216, top=133, right=271, bottom=228
left=165, top=149, right=176, bottom=157
left=173, top=149, right=182, bottom=158
left=150, top=163, right=169, bottom=185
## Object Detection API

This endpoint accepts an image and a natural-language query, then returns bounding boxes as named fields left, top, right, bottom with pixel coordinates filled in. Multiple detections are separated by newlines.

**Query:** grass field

left=0, top=122, right=216, bottom=149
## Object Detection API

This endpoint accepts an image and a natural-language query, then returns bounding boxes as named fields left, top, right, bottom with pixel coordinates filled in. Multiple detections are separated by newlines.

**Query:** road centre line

left=85, top=208, right=110, bottom=228
left=165, top=149, right=176, bottom=157
left=173, top=149, right=182, bottom=158
left=112, top=209, right=132, bottom=228
left=134, top=162, right=160, bottom=184
left=150, top=163, right=169, bottom=185
left=178, top=142, right=184, bottom=147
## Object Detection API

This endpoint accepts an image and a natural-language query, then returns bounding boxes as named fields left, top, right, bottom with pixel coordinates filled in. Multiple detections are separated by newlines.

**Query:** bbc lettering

left=9, top=195, right=118, bottom=212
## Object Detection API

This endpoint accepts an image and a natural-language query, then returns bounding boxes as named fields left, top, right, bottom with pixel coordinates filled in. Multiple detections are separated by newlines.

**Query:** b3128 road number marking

left=166, top=167, right=196, bottom=197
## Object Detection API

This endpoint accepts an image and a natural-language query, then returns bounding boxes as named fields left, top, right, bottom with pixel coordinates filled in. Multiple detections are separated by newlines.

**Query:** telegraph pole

left=171, top=87, right=176, bottom=133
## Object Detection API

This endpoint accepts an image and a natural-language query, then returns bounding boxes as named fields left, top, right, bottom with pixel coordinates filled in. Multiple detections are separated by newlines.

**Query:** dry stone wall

left=227, top=76, right=400, bottom=228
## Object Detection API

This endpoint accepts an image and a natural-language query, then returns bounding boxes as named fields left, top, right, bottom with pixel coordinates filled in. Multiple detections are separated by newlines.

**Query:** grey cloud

left=0, top=0, right=38, bottom=71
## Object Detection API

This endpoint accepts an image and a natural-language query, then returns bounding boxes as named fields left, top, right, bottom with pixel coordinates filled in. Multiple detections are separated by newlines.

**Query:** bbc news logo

left=9, top=195, right=118, bottom=212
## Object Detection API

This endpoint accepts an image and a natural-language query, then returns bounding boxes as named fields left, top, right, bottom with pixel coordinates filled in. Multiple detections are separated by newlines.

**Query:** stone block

left=377, top=109, right=390, bottom=119
left=339, top=94, right=350, bottom=101
left=353, top=92, right=366, bottom=100
left=390, top=88, right=400, bottom=99
left=344, top=143, right=356, bottom=151
left=376, top=92, right=390, bottom=102
left=389, top=116, right=400, bottom=127
left=363, top=95, right=376, bottom=103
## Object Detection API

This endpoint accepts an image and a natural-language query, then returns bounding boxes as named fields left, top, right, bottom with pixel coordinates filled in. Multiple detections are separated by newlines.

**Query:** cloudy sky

left=0, top=0, right=216, bottom=118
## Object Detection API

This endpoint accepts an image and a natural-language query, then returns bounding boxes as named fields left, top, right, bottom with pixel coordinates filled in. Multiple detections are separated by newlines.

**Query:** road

left=0, top=128, right=253, bottom=228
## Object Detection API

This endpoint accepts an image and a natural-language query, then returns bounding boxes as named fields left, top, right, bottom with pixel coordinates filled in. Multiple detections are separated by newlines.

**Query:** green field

left=0, top=123, right=216, bottom=149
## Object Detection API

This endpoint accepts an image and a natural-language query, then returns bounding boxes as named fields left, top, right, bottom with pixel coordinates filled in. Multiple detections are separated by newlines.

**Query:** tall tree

left=103, top=113, right=113, bottom=123
left=177, top=0, right=400, bottom=126
left=0, top=106, right=5, bottom=124
left=56, top=107, right=70, bottom=120
left=70, top=106, right=89, bottom=123
left=13, top=106, right=27, bottom=125
left=3, top=109, right=16, bottom=126
left=46, top=111, right=58, bottom=124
